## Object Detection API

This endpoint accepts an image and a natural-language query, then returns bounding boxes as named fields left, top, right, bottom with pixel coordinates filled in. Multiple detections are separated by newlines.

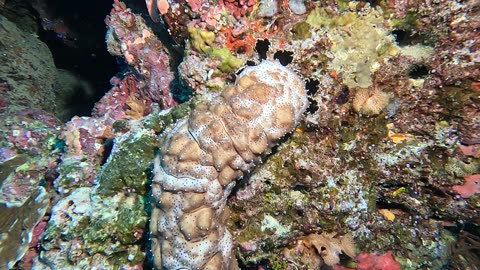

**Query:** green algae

left=55, top=158, right=94, bottom=190
left=142, top=96, right=203, bottom=133
left=435, top=82, right=479, bottom=119
left=209, top=47, right=244, bottom=72
left=292, top=21, right=311, bottom=40
left=188, top=26, right=215, bottom=53
left=306, top=7, right=357, bottom=28
left=94, top=130, right=158, bottom=196
left=187, top=26, right=244, bottom=73
left=41, top=187, right=146, bottom=267
left=306, top=5, right=398, bottom=88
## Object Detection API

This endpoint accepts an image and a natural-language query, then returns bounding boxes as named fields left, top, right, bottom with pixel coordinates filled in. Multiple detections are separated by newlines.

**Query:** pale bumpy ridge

left=150, top=60, right=308, bottom=269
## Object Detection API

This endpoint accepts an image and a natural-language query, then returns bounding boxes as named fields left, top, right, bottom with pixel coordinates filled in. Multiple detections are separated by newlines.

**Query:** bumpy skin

left=150, top=61, right=308, bottom=269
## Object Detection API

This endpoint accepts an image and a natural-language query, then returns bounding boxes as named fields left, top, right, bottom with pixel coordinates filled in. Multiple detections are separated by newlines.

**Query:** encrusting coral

left=149, top=60, right=308, bottom=269
left=352, top=88, right=391, bottom=116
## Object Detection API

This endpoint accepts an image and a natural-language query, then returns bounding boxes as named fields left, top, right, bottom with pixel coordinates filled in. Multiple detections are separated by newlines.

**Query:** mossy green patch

left=94, top=131, right=158, bottom=196
left=208, top=47, right=244, bottom=72
left=55, top=158, right=95, bottom=190
left=187, top=26, right=244, bottom=73
left=391, top=11, right=419, bottom=30
left=292, top=21, right=311, bottom=40
left=188, top=26, right=215, bottom=53
left=143, top=98, right=199, bottom=133
left=306, top=7, right=357, bottom=28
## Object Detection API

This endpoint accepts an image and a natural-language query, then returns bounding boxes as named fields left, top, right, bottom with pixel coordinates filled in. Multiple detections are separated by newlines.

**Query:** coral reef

left=452, top=174, right=480, bottom=199
left=0, top=111, right=62, bottom=268
left=150, top=60, right=308, bottom=268
left=34, top=102, right=196, bottom=268
left=1, top=0, right=479, bottom=269
left=352, top=88, right=392, bottom=116
left=105, top=0, right=176, bottom=109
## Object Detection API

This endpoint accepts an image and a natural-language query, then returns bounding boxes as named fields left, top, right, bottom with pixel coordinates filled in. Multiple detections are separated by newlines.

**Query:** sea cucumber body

left=150, top=60, right=308, bottom=269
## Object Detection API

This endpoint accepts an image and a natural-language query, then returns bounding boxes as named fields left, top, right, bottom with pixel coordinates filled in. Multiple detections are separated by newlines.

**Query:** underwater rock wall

left=1, top=0, right=480, bottom=269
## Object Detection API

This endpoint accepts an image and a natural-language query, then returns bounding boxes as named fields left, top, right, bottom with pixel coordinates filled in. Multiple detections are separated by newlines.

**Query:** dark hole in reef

left=255, top=39, right=270, bottom=60
left=305, top=78, right=319, bottom=96
left=392, top=29, right=408, bottom=45
left=235, top=45, right=247, bottom=54
left=335, top=86, right=350, bottom=105
left=171, top=77, right=194, bottom=103
left=246, top=60, right=256, bottom=66
left=100, top=138, right=114, bottom=166
left=238, top=259, right=271, bottom=270
left=293, top=184, right=311, bottom=192
left=273, top=50, right=293, bottom=66
left=233, top=219, right=245, bottom=229
left=408, top=64, right=429, bottom=79
left=295, top=209, right=304, bottom=217
left=392, top=29, right=425, bottom=46
left=376, top=199, right=411, bottom=213
left=306, top=97, right=319, bottom=114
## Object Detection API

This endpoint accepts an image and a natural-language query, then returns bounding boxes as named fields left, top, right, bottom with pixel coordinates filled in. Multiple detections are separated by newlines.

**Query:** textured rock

left=150, top=60, right=308, bottom=269
left=0, top=14, right=58, bottom=116
left=0, top=187, right=49, bottom=268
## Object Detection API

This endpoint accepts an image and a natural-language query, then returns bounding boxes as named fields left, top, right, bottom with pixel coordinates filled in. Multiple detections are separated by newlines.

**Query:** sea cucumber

left=150, top=60, right=308, bottom=269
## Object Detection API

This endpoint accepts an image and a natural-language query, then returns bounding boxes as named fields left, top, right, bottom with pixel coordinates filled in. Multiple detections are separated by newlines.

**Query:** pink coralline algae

left=452, top=174, right=480, bottom=199
left=93, top=74, right=149, bottom=120
left=186, top=0, right=203, bottom=12
left=354, top=251, right=402, bottom=270
left=5, top=110, right=62, bottom=155
left=61, top=73, right=151, bottom=179
left=0, top=111, right=62, bottom=205
left=221, top=0, right=256, bottom=19
left=386, top=0, right=418, bottom=19
left=459, top=144, right=480, bottom=158
left=105, top=0, right=176, bottom=109
left=22, top=220, right=48, bottom=269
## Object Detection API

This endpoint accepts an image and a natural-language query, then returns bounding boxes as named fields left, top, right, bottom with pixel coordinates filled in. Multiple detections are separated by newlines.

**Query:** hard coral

left=150, top=61, right=308, bottom=269
left=352, top=88, right=391, bottom=116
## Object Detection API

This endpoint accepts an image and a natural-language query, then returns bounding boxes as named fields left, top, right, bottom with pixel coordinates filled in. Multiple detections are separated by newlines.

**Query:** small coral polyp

left=352, top=88, right=391, bottom=116
left=149, top=60, right=308, bottom=269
